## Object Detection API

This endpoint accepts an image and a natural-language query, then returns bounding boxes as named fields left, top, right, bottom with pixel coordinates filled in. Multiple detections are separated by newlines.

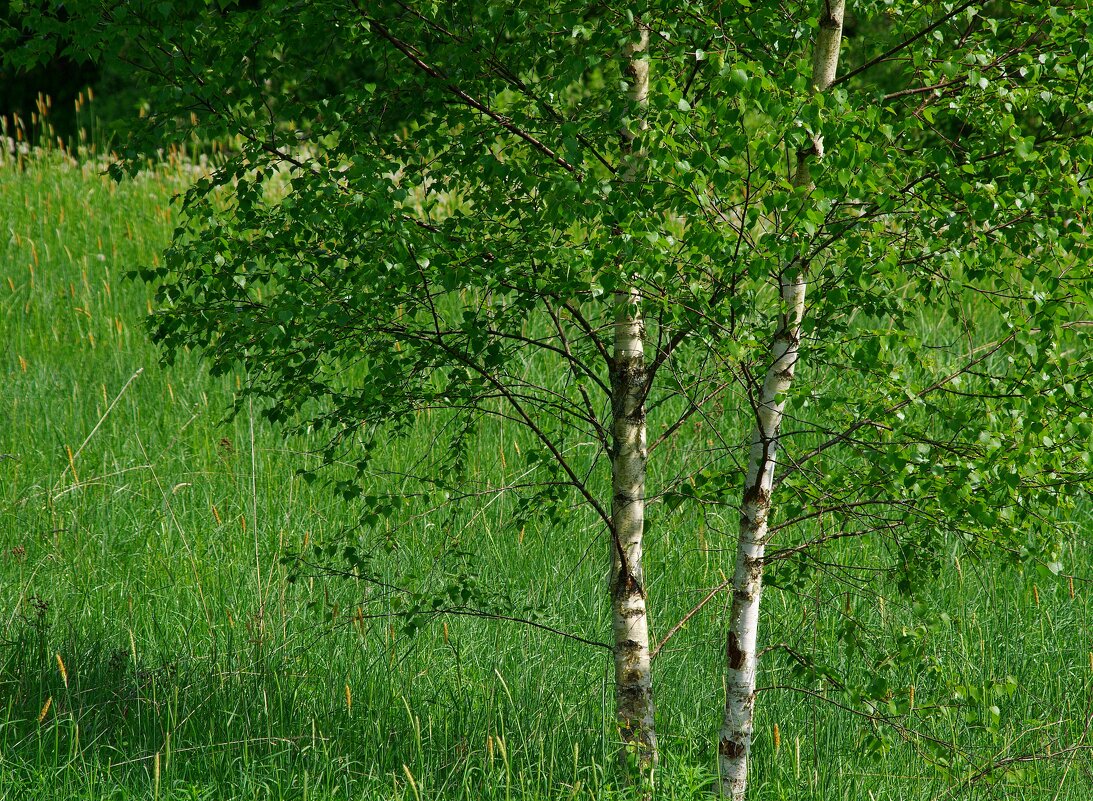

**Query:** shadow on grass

left=0, top=599, right=685, bottom=799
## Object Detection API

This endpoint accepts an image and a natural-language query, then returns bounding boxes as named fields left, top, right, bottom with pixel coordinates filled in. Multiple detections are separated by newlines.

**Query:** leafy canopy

left=5, top=0, right=1090, bottom=598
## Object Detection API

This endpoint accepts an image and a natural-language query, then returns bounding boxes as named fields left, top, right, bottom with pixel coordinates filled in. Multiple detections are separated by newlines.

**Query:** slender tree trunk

left=718, top=3, right=845, bottom=798
left=611, top=286, right=657, bottom=775
left=610, top=26, right=657, bottom=779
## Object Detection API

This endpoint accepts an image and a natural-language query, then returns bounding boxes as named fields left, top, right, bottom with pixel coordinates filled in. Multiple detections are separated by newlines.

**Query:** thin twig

left=651, top=578, right=730, bottom=660
left=57, top=367, right=143, bottom=485
left=831, top=1, right=979, bottom=89
left=357, top=8, right=580, bottom=176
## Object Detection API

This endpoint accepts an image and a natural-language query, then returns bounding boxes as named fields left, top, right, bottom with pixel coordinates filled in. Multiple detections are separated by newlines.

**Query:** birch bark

left=718, top=3, right=845, bottom=798
left=610, top=26, right=658, bottom=778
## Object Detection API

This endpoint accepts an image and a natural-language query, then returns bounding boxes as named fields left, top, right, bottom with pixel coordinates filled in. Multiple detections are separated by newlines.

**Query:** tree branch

left=356, top=7, right=580, bottom=175
left=831, top=1, right=979, bottom=89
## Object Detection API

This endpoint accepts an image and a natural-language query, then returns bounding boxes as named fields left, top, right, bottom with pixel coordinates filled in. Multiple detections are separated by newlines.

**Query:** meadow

left=1, top=151, right=1091, bottom=800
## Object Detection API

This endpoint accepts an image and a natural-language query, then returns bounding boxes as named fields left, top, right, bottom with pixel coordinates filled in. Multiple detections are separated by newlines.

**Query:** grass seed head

left=38, top=696, right=53, bottom=724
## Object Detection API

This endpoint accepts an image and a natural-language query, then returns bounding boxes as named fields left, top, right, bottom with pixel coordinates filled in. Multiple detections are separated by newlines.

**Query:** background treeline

left=0, top=4, right=131, bottom=144
left=1, top=0, right=405, bottom=148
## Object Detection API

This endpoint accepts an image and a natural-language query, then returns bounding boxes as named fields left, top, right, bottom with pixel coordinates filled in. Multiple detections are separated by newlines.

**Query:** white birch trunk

left=718, top=4, right=845, bottom=798
left=610, top=26, right=657, bottom=778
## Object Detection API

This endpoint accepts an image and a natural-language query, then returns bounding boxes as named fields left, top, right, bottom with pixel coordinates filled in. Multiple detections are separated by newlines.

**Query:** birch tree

left=719, top=3, right=845, bottom=796
left=6, top=1, right=1091, bottom=796
left=611, top=24, right=657, bottom=775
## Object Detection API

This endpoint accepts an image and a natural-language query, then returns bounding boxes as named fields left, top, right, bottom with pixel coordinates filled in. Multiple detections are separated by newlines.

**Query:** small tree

left=6, top=1, right=1091, bottom=796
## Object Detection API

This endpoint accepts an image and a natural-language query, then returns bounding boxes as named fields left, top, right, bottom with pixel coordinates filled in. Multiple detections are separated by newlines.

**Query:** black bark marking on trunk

left=621, top=667, right=646, bottom=685
left=773, top=333, right=801, bottom=355
left=611, top=363, right=648, bottom=422
left=611, top=360, right=646, bottom=383
left=742, top=484, right=771, bottom=508
left=819, top=0, right=843, bottom=30
left=727, top=631, right=745, bottom=670
left=613, top=573, right=646, bottom=599
left=719, top=737, right=746, bottom=759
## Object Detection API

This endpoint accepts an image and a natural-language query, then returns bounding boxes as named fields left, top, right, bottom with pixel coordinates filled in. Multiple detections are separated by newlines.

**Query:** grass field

left=1, top=153, right=1091, bottom=800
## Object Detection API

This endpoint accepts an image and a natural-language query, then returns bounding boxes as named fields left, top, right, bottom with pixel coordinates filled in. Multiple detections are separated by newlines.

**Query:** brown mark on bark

left=742, top=484, right=771, bottom=509
left=727, top=632, right=745, bottom=670
left=719, top=738, right=746, bottom=759
left=819, top=1, right=842, bottom=30
left=743, top=555, right=763, bottom=581
left=613, top=571, right=645, bottom=600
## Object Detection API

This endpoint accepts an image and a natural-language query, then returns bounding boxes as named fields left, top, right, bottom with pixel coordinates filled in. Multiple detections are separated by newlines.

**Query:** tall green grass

left=1, top=153, right=1090, bottom=800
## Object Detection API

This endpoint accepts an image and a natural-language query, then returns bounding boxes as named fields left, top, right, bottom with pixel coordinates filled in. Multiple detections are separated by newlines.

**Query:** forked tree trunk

left=610, top=26, right=658, bottom=779
left=718, top=3, right=845, bottom=798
